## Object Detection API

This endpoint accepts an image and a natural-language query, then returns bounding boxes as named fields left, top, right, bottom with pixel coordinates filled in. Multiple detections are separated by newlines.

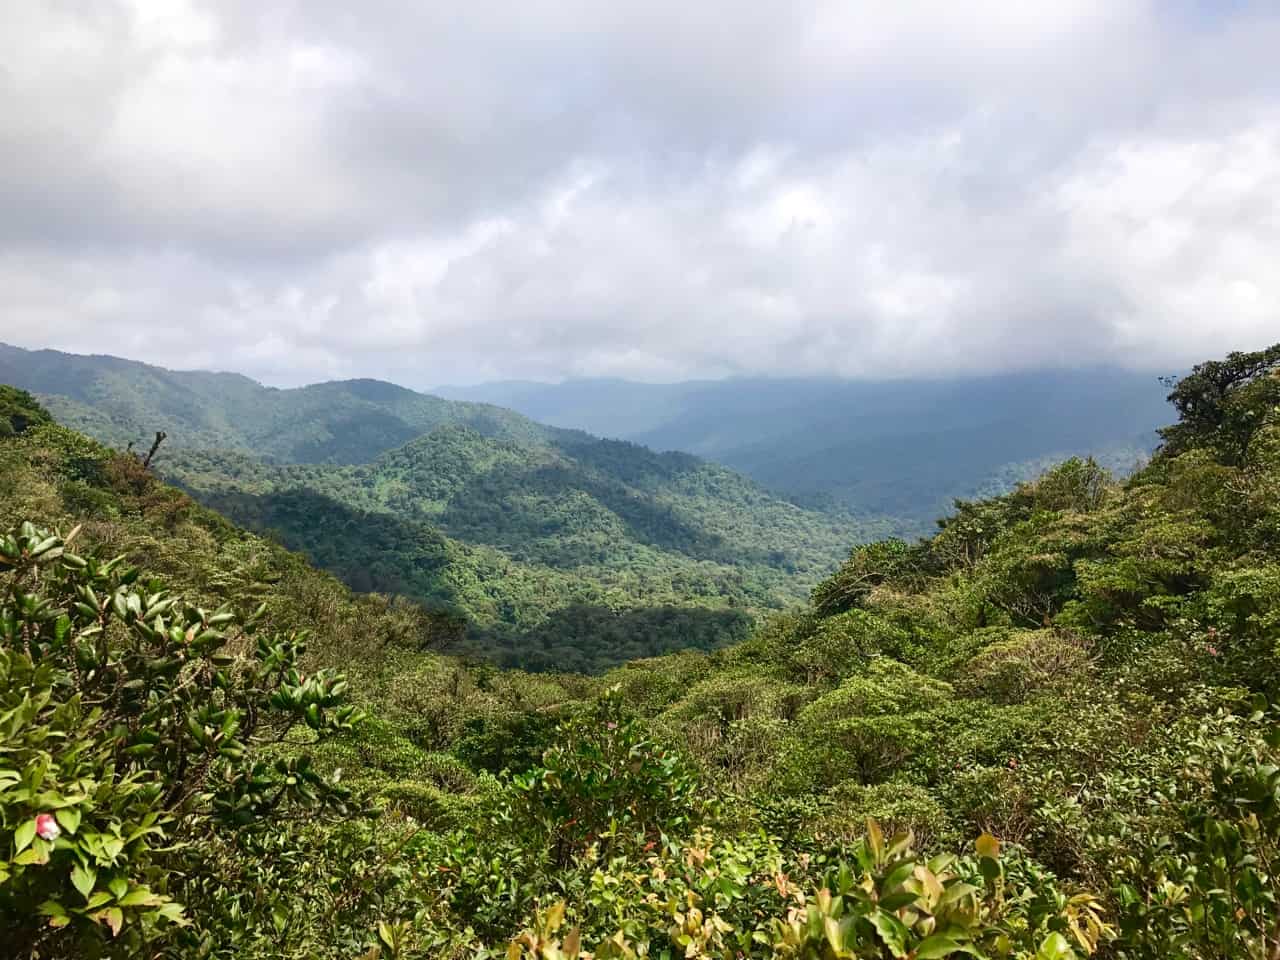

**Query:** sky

left=1, top=0, right=1279, bottom=388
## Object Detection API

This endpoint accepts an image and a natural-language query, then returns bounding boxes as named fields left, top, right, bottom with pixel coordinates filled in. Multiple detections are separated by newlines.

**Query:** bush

left=0, top=521, right=364, bottom=956
left=958, top=629, right=1096, bottom=704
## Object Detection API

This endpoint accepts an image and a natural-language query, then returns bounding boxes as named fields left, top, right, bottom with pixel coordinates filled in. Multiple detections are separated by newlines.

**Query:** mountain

left=437, top=370, right=1172, bottom=529
left=5, top=344, right=1279, bottom=958
left=0, top=342, right=549, bottom=463
left=0, top=342, right=879, bottom=670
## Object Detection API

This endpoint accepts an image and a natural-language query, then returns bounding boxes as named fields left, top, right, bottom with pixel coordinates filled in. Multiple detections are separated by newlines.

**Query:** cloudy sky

left=1, top=0, right=1278, bottom=386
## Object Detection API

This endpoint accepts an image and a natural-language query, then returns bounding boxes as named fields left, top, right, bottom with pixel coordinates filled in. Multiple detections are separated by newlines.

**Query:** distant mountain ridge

left=0, top=342, right=550, bottom=463
left=437, top=370, right=1173, bottom=527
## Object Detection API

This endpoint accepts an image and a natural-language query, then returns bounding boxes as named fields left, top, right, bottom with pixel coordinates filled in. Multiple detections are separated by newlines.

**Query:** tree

left=0, top=385, right=52, bottom=438
left=1159, top=343, right=1280, bottom=464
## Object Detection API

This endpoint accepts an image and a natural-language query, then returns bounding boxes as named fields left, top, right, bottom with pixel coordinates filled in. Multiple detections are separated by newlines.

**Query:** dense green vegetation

left=158, top=428, right=870, bottom=671
left=1, top=342, right=881, bottom=671
left=0, top=342, right=550, bottom=463
left=3, top=344, right=1280, bottom=959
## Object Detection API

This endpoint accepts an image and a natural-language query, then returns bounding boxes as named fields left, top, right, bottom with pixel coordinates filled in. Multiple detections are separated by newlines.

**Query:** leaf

left=824, top=915, right=844, bottom=953
left=916, top=934, right=986, bottom=958
left=544, top=900, right=566, bottom=933
left=879, top=891, right=920, bottom=912
left=939, top=882, right=982, bottom=908
left=867, top=909, right=910, bottom=958
left=14, top=818, right=36, bottom=854
left=883, top=860, right=917, bottom=892
left=71, top=863, right=97, bottom=900
left=1034, top=932, right=1077, bottom=960
left=117, top=886, right=163, bottom=907
left=38, top=900, right=69, bottom=920
left=102, top=907, right=124, bottom=937
left=55, top=807, right=81, bottom=836
left=155, top=901, right=187, bottom=925
left=867, top=817, right=885, bottom=862
left=377, top=920, right=396, bottom=950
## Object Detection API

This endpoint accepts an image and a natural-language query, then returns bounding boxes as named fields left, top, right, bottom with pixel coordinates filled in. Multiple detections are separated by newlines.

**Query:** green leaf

left=1035, top=932, right=1077, bottom=960
left=377, top=920, right=396, bottom=950
left=55, top=807, right=81, bottom=836
left=117, top=886, right=162, bottom=907
left=71, top=863, right=97, bottom=900
left=86, top=890, right=113, bottom=909
left=14, top=818, right=36, bottom=854
left=867, top=909, right=910, bottom=958
left=38, top=900, right=69, bottom=919
left=939, top=882, right=982, bottom=908
left=916, top=934, right=985, bottom=958
left=155, top=901, right=186, bottom=925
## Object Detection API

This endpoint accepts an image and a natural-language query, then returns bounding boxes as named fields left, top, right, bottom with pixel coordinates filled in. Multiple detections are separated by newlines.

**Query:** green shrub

left=0, top=521, right=363, bottom=956
left=957, top=629, right=1096, bottom=704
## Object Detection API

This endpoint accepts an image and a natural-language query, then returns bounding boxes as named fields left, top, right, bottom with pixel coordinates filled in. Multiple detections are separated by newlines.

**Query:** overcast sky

left=2, top=1, right=1278, bottom=387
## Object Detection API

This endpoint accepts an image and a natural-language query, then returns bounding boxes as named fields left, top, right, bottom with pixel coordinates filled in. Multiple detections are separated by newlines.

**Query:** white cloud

left=1, top=0, right=1278, bottom=385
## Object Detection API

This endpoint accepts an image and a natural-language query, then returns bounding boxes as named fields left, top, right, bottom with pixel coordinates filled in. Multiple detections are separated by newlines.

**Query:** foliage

left=2, top=343, right=1280, bottom=959
left=1158, top=343, right=1280, bottom=464
left=0, top=386, right=52, bottom=438
left=0, top=520, right=363, bottom=956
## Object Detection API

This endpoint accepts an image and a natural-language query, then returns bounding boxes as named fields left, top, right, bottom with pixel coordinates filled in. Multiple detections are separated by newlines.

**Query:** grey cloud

left=1, top=0, right=1279, bottom=386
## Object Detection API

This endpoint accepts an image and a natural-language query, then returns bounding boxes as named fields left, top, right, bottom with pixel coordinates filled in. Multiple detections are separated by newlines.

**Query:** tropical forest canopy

left=2, top=344, right=1280, bottom=959
left=0, top=343, right=885, bottom=672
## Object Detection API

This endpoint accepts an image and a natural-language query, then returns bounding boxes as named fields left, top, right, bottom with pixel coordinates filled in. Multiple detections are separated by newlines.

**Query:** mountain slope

left=160, top=425, right=880, bottom=670
left=6, top=345, right=1280, bottom=959
left=0, top=342, right=551, bottom=463
left=438, top=370, right=1171, bottom=528
left=0, top=343, right=880, bottom=670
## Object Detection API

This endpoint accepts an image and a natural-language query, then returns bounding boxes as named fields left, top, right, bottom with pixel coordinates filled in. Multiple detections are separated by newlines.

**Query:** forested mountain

left=157, top=428, right=873, bottom=671
left=0, top=343, right=879, bottom=670
left=3, top=344, right=1279, bottom=959
left=0, top=342, right=550, bottom=463
left=439, top=370, right=1170, bottom=529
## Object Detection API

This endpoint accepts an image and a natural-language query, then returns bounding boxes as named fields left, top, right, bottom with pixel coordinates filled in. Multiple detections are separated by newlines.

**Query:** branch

left=142, top=431, right=167, bottom=469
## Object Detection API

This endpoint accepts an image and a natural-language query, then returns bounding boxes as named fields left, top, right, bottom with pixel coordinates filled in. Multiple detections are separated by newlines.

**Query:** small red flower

left=34, top=813, right=61, bottom=841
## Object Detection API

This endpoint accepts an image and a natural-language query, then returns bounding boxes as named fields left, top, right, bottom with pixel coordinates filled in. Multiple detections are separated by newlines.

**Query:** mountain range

left=437, top=371, right=1173, bottom=525
left=0, top=342, right=877, bottom=670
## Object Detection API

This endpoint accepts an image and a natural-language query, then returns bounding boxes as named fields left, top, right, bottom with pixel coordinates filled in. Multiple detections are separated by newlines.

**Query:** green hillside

left=3, top=344, right=1279, bottom=959
left=160, top=427, right=873, bottom=671
left=0, top=344, right=881, bottom=671
left=0, top=342, right=552, bottom=463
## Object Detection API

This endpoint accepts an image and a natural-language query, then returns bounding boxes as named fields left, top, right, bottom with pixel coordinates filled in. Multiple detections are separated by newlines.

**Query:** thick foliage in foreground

left=0, top=521, right=363, bottom=956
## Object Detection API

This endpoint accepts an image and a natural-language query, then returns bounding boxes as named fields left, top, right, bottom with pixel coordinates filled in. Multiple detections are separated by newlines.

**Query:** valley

left=3, top=343, right=1279, bottom=957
